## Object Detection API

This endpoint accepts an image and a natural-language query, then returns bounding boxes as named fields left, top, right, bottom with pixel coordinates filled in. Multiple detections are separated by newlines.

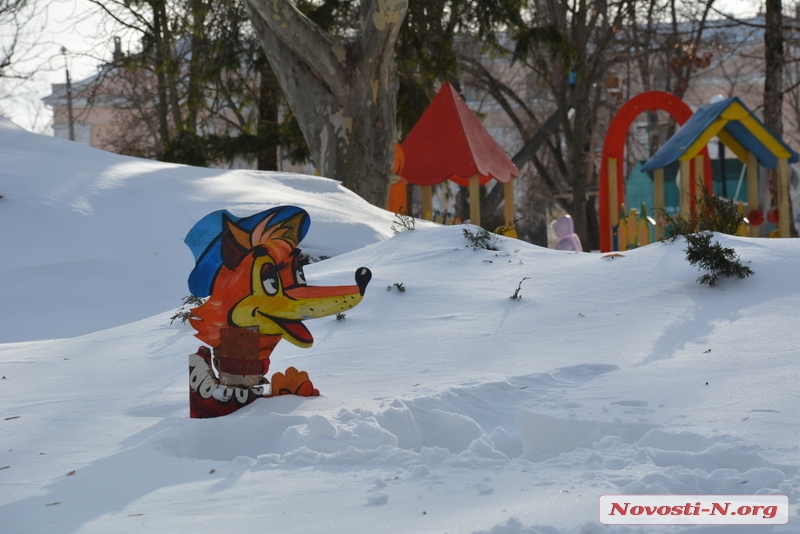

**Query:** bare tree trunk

left=667, top=0, right=714, bottom=98
left=150, top=0, right=184, bottom=132
left=561, top=0, right=591, bottom=248
left=764, top=0, right=784, bottom=138
left=764, top=0, right=785, bottom=226
left=567, top=77, right=590, bottom=246
left=257, top=56, right=279, bottom=171
left=245, top=0, right=408, bottom=207
left=186, top=0, right=209, bottom=133
left=630, top=0, right=659, bottom=92
left=151, top=4, right=172, bottom=156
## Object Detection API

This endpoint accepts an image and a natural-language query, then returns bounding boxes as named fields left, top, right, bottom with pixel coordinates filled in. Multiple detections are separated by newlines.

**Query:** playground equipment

left=387, top=143, right=407, bottom=213
left=387, top=148, right=462, bottom=225
left=600, top=93, right=798, bottom=251
left=642, top=96, right=798, bottom=239
left=611, top=203, right=655, bottom=251
left=600, top=91, right=712, bottom=252
left=400, top=82, right=519, bottom=227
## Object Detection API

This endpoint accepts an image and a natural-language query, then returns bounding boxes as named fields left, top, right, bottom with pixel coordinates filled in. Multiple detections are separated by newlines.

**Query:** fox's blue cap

left=185, top=206, right=310, bottom=297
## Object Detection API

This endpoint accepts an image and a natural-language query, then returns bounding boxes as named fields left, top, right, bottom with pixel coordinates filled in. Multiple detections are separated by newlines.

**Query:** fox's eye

left=262, top=273, right=279, bottom=295
left=260, top=265, right=279, bottom=296
left=295, top=268, right=307, bottom=285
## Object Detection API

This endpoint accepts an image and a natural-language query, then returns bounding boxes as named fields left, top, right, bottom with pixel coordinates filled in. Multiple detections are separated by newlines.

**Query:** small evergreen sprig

left=391, top=211, right=416, bottom=234
left=170, top=295, right=206, bottom=324
left=463, top=227, right=498, bottom=250
left=666, top=181, right=754, bottom=287
left=665, top=181, right=743, bottom=238
left=494, top=215, right=525, bottom=237
left=510, top=277, right=530, bottom=300
left=684, top=232, right=754, bottom=287
left=386, top=282, right=406, bottom=293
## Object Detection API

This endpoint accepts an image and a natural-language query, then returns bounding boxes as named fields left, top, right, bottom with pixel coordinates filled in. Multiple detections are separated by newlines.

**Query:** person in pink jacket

left=553, top=215, right=583, bottom=252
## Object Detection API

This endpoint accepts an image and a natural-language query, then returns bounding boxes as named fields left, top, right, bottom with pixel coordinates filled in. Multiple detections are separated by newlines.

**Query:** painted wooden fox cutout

left=184, top=206, right=371, bottom=418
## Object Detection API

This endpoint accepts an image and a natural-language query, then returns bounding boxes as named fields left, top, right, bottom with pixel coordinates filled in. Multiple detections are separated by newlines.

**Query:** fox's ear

left=251, top=210, right=308, bottom=247
left=277, top=211, right=307, bottom=246
left=221, top=214, right=251, bottom=269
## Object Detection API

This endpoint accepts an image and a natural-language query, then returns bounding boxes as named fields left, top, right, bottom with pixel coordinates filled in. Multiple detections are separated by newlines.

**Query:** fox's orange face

left=189, top=210, right=371, bottom=349
left=230, top=238, right=370, bottom=348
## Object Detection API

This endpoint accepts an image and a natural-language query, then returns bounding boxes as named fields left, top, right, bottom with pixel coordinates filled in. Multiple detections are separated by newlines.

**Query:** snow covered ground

left=1, top=116, right=798, bottom=533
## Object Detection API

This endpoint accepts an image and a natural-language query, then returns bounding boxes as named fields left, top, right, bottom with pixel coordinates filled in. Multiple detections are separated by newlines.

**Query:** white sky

left=0, top=0, right=125, bottom=132
left=0, top=0, right=767, bottom=133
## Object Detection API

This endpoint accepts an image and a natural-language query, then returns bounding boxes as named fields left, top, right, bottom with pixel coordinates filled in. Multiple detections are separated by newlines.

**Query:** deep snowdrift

left=0, top=116, right=395, bottom=342
left=1, top=118, right=798, bottom=533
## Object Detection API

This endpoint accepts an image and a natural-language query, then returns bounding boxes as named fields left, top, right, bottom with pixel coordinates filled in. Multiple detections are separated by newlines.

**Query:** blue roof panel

left=723, top=120, right=777, bottom=168
left=642, top=96, right=797, bottom=172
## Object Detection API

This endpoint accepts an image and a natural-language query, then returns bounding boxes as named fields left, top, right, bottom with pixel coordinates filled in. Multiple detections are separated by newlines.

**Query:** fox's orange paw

left=271, top=367, right=320, bottom=397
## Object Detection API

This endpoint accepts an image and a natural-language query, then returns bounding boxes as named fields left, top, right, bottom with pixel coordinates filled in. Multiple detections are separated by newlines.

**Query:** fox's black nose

left=355, top=267, right=372, bottom=296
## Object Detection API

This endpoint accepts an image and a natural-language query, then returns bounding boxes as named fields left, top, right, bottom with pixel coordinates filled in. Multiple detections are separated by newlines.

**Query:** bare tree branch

left=245, top=0, right=344, bottom=89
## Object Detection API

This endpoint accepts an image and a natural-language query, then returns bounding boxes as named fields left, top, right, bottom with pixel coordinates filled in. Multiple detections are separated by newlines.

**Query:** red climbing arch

left=599, top=91, right=712, bottom=251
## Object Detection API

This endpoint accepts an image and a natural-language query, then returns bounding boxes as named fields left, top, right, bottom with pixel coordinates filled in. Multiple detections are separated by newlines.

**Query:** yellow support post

left=608, top=158, right=619, bottom=249
left=618, top=204, right=628, bottom=252
left=654, top=168, right=664, bottom=241
left=638, top=202, right=650, bottom=246
left=421, top=185, right=433, bottom=220
left=468, top=174, right=481, bottom=226
left=778, top=157, right=791, bottom=237
left=503, top=180, right=515, bottom=225
left=680, top=160, right=691, bottom=219
left=694, top=155, right=705, bottom=210
left=737, top=202, right=748, bottom=236
left=627, top=209, right=638, bottom=249
left=747, top=152, right=759, bottom=237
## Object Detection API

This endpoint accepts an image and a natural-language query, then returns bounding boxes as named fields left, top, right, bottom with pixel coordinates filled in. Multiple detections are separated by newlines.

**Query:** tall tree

left=88, top=0, right=196, bottom=158
left=764, top=0, right=783, bottom=138
left=85, top=0, right=293, bottom=167
left=508, top=0, right=627, bottom=250
left=244, top=0, right=408, bottom=207
left=665, top=0, right=714, bottom=98
left=464, top=0, right=727, bottom=245
left=395, top=0, right=523, bottom=135
left=764, top=0, right=788, bottom=233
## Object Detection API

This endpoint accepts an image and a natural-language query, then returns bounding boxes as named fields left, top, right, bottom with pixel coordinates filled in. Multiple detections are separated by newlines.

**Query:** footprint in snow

left=367, top=492, right=389, bottom=505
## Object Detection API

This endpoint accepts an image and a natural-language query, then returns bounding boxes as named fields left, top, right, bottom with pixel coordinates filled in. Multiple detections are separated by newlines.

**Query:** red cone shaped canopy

left=401, top=82, right=520, bottom=187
